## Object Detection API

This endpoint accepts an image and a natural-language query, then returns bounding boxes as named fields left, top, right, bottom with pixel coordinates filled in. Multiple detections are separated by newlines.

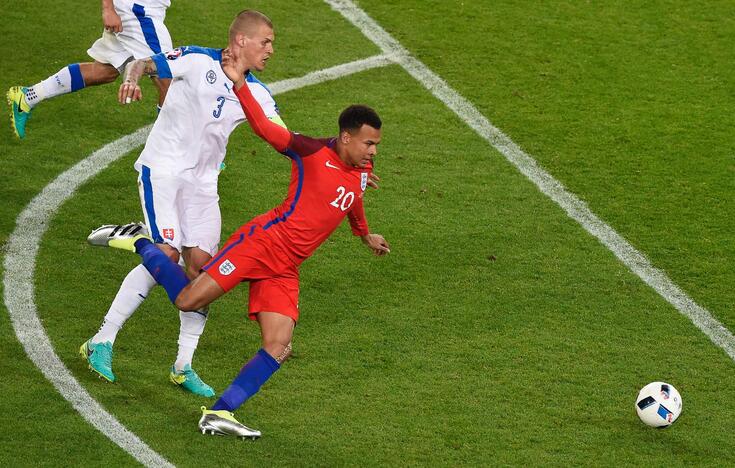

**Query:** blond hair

left=229, top=10, right=273, bottom=42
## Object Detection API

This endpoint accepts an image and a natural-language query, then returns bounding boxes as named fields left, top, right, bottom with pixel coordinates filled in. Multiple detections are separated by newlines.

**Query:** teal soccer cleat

left=170, top=364, right=215, bottom=397
left=7, top=86, right=32, bottom=139
left=79, top=340, right=116, bottom=382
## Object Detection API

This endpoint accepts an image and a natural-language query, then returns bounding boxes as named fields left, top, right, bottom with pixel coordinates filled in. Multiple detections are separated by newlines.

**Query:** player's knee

left=174, top=293, right=202, bottom=312
left=185, top=264, right=201, bottom=279
left=95, top=63, right=120, bottom=83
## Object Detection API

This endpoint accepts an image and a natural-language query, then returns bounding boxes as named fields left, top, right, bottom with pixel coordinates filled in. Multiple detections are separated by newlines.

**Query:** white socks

left=92, top=264, right=156, bottom=345
left=175, top=309, right=208, bottom=371
left=26, top=64, right=85, bottom=108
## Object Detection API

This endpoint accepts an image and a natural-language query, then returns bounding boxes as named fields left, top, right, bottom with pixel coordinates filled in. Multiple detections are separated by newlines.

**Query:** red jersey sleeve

left=347, top=195, right=370, bottom=236
left=235, top=80, right=291, bottom=152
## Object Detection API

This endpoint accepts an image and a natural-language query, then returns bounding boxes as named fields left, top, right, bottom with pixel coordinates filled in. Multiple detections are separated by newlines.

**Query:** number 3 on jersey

left=213, top=96, right=225, bottom=118
left=330, top=186, right=355, bottom=211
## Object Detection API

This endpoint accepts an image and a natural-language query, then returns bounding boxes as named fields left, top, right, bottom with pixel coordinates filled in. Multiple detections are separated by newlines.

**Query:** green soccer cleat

left=87, top=223, right=151, bottom=252
left=198, top=406, right=261, bottom=439
left=7, top=86, right=32, bottom=139
left=170, top=364, right=215, bottom=397
left=79, top=340, right=116, bottom=382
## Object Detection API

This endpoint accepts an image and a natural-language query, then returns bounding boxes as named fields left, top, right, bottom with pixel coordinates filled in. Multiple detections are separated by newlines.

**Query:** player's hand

left=367, top=172, right=381, bottom=189
left=361, top=234, right=391, bottom=256
left=119, top=61, right=144, bottom=104
left=221, top=48, right=247, bottom=89
left=102, top=8, right=123, bottom=33
left=119, top=79, right=142, bottom=104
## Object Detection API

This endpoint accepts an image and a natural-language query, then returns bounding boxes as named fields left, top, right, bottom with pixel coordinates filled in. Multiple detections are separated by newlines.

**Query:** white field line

left=324, top=0, right=735, bottom=361
left=2, top=55, right=392, bottom=467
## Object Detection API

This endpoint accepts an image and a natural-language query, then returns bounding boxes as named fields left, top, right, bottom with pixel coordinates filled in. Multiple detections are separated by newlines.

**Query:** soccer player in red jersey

left=99, top=47, right=390, bottom=438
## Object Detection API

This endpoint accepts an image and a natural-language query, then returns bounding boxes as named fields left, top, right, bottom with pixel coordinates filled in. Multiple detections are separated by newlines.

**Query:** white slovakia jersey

left=135, top=46, right=280, bottom=184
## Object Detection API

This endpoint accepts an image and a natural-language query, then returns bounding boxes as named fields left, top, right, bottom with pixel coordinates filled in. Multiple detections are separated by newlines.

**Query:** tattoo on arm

left=124, top=58, right=158, bottom=84
left=142, top=59, right=158, bottom=77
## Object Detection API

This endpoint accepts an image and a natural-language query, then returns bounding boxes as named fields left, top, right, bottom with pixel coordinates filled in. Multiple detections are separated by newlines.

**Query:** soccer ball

left=635, top=381, right=682, bottom=428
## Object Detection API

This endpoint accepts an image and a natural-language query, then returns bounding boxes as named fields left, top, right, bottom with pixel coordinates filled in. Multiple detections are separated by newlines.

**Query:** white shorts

left=87, top=0, right=173, bottom=70
left=137, top=165, right=221, bottom=256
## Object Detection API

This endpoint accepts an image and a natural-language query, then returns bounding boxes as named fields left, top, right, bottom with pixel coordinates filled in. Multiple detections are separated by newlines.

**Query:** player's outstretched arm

left=102, top=0, right=122, bottom=33
left=118, top=58, right=157, bottom=104
left=361, top=234, right=391, bottom=256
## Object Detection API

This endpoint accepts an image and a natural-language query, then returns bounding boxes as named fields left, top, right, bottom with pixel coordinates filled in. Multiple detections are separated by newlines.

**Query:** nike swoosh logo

left=325, top=160, right=340, bottom=169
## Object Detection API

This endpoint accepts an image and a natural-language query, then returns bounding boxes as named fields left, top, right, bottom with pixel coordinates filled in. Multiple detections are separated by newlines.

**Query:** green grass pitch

left=1, top=0, right=734, bottom=466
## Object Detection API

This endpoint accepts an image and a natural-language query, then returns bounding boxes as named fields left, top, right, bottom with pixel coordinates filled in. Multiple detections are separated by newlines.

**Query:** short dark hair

left=229, top=10, right=273, bottom=41
left=338, top=105, right=382, bottom=134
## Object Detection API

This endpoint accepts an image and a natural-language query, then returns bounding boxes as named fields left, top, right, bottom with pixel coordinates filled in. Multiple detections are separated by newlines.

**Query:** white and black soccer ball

left=635, top=381, right=682, bottom=428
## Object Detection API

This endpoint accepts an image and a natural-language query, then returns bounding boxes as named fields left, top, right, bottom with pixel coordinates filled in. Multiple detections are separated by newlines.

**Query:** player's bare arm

left=101, top=0, right=122, bottom=33
left=118, top=58, right=158, bottom=104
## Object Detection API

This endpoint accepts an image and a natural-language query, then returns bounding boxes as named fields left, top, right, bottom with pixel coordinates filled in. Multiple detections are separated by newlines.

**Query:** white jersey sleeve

left=151, top=46, right=210, bottom=80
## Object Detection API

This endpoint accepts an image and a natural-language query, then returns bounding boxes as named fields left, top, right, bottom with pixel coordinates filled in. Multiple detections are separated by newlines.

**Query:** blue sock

left=135, top=239, right=189, bottom=304
left=211, top=349, right=280, bottom=412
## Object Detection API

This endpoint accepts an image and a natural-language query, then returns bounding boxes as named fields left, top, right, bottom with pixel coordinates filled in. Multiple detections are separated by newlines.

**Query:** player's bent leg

left=8, top=61, right=116, bottom=139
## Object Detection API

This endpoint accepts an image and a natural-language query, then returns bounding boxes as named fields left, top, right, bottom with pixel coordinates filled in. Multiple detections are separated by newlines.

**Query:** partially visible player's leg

left=200, top=312, right=294, bottom=439
left=92, top=241, right=178, bottom=346
left=80, top=242, right=178, bottom=382
left=210, top=313, right=293, bottom=410
left=175, top=247, right=213, bottom=370
left=201, top=272, right=299, bottom=438
left=7, top=61, right=117, bottom=139
left=82, top=167, right=183, bottom=382
left=168, top=245, right=217, bottom=397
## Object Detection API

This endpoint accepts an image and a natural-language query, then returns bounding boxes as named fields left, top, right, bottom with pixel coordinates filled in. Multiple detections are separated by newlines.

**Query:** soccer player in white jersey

left=7, top=0, right=173, bottom=139
left=82, top=10, right=285, bottom=397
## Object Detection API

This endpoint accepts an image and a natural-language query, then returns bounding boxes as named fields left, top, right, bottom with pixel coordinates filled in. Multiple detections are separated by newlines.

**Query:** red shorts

left=203, top=220, right=300, bottom=321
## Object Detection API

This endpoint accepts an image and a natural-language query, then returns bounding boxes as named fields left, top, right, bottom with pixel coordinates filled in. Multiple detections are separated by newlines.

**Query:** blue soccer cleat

left=170, top=364, right=215, bottom=397
left=7, top=86, right=32, bottom=139
left=79, top=340, right=116, bottom=382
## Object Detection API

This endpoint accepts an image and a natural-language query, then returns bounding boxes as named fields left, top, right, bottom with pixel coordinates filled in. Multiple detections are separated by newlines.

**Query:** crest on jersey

left=361, top=172, right=368, bottom=191
left=206, top=70, right=217, bottom=84
left=166, top=48, right=182, bottom=60
left=219, top=259, right=236, bottom=276
left=162, top=228, right=174, bottom=240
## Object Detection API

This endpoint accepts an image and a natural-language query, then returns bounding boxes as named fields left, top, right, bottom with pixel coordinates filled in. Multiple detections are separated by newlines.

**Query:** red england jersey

left=234, top=83, right=371, bottom=265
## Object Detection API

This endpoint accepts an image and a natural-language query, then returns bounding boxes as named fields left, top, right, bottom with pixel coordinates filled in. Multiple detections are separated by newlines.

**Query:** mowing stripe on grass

left=3, top=55, right=392, bottom=467
left=324, top=0, right=735, bottom=361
